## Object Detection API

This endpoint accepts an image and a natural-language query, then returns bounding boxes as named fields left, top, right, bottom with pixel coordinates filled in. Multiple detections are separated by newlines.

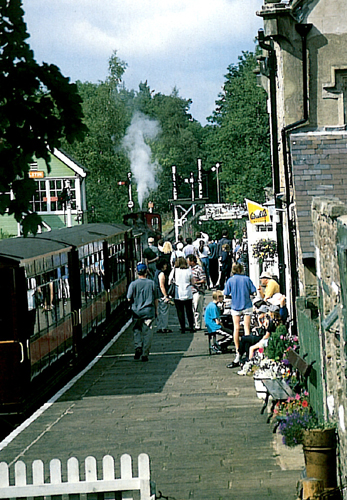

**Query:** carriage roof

left=0, top=223, right=131, bottom=263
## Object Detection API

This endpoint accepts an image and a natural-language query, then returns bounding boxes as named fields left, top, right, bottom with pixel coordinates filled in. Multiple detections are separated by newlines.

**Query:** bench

left=260, top=349, right=314, bottom=424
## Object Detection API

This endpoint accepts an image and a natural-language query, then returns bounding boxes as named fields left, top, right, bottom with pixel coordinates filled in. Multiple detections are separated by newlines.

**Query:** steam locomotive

left=0, top=212, right=161, bottom=416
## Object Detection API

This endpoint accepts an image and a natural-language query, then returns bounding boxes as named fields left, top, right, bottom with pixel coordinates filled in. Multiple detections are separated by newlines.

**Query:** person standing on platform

left=224, top=262, right=256, bottom=367
left=169, top=256, right=195, bottom=334
left=154, top=258, right=172, bottom=333
left=218, top=229, right=232, bottom=257
left=143, top=237, right=159, bottom=279
left=171, top=242, right=185, bottom=268
left=208, top=238, right=219, bottom=289
left=219, top=243, right=232, bottom=291
left=187, top=254, right=206, bottom=331
left=193, top=231, right=210, bottom=287
left=127, top=262, right=158, bottom=362
left=183, top=237, right=195, bottom=258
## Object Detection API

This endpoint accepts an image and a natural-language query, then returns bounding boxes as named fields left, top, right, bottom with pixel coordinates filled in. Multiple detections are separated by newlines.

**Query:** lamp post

left=211, top=162, right=221, bottom=203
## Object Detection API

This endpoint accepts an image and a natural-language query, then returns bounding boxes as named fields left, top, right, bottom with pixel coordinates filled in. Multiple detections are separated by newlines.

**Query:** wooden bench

left=260, top=349, right=314, bottom=423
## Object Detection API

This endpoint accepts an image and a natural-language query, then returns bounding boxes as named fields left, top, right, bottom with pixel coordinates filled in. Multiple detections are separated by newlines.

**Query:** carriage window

left=26, top=267, right=71, bottom=336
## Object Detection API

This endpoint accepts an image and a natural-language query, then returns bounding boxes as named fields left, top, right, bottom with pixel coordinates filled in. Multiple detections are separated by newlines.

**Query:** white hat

left=259, top=271, right=272, bottom=279
left=177, top=242, right=184, bottom=250
left=267, top=293, right=283, bottom=306
left=148, top=237, right=155, bottom=243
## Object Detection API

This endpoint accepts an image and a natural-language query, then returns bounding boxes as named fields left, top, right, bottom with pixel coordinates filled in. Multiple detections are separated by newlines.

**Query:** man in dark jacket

left=127, top=262, right=158, bottom=362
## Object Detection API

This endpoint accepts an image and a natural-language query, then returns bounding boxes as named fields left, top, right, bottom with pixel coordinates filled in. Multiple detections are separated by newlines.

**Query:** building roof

left=53, top=149, right=88, bottom=178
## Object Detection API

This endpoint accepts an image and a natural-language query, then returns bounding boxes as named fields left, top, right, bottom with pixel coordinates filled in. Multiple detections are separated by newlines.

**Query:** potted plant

left=273, top=393, right=337, bottom=490
left=252, top=238, right=277, bottom=274
left=265, top=328, right=299, bottom=362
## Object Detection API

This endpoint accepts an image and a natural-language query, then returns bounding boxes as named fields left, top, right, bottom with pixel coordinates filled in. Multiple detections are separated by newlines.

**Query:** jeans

left=133, top=318, right=154, bottom=356
left=200, top=257, right=210, bottom=286
left=157, top=298, right=169, bottom=330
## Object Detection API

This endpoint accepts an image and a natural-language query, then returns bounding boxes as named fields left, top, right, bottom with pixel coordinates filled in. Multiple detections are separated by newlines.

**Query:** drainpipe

left=258, top=30, right=286, bottom=296
left=281, top=23, right=312, bottom=335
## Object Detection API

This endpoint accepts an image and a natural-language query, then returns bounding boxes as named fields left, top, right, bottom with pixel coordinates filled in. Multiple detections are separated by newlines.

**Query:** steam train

left=0, top=212, right=161, bottom=416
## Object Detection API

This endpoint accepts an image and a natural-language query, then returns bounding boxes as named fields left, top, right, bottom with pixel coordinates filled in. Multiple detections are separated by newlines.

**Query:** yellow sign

left=245, top=198, right=270, bottom=224
left=29, top=171, right=44, bottom=179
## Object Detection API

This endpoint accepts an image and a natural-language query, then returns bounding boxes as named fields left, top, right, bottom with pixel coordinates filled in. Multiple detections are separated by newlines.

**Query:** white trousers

left=192, top=292, right=204, bottom=329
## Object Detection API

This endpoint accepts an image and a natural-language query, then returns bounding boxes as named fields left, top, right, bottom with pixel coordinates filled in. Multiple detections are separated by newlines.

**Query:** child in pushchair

left=204, top=290, right=234, bottom=354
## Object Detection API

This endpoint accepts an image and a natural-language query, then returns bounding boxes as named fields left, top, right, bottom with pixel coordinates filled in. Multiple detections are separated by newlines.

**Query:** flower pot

left=302, top=428, right=337, bottom=489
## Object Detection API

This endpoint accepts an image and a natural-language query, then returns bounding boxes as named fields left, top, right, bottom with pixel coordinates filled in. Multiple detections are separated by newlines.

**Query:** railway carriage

left=0, top=223, right=143, bottom=414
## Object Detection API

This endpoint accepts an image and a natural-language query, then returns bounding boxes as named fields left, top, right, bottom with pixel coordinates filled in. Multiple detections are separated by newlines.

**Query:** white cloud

left=22, top=0, right=264, bottom=123
left=23, top=0, right=262, bottom=59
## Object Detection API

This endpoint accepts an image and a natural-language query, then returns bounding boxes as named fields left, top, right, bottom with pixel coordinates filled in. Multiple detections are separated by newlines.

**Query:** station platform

left=0, top=291, right=303, bottom=499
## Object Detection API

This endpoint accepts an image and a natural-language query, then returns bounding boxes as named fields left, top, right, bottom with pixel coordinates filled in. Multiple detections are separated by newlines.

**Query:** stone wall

left=311, top=196, right=347, bottom=494
left=291, top=131, right=347, bottom=296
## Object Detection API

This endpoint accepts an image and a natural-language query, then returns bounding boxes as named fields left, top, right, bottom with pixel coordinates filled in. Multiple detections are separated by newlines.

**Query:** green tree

left=62, top=52, right=133, bottom=222
left=0, top=0, right=86, bottom=234
left=205, top=50, right=271, bottom=205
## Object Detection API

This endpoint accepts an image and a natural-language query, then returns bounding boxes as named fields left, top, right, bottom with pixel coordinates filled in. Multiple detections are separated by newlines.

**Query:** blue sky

left=22, top=0, right=265, bottom=125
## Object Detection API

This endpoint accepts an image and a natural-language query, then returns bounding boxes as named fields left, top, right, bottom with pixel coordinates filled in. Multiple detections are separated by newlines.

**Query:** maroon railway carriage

left=0, top=223, right=142, bottom=414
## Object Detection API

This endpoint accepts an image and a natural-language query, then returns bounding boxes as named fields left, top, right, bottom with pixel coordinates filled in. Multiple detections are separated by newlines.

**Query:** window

left=29, top=179, right=77, bottom=213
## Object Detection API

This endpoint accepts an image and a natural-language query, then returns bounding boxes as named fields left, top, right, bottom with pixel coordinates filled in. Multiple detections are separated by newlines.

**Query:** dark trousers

left=238, top=334, right=262, bottom=360
left=174, top=299, right=194, bottom=332
left=209, top=258, right=219, bottom=287
left=219, top=267, right=231, bottom=291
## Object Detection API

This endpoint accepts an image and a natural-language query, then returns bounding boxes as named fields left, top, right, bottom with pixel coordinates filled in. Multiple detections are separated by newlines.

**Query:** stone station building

left=256, top=0, right=347, bottom=493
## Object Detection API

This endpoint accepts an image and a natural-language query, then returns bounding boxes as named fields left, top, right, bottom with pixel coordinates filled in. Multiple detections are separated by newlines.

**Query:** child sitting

left=204, top=290, right=233, bottom=353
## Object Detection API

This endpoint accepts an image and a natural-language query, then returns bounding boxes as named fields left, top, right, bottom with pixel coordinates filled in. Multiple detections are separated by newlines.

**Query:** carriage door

left=0, top=266, right=30, bottom=408
left=68, top=248, right=82, bottom=355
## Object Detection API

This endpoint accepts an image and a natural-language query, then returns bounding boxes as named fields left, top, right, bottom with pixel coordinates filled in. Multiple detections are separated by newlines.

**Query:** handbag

left=167, top=270, right=176, bottom=297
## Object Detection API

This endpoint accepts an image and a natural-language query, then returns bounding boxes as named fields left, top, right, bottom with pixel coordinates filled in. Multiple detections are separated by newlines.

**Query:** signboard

left=29, top=171, right=44, bottom=179
left=245, top=198, right=270, bottom=224
left=200, top=203, right=248, bottom=221
left=43, top=197, right=58, bottom=202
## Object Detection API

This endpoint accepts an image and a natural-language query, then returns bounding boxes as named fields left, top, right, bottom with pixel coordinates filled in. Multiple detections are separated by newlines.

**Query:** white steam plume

left=122, top=112, right=161, bottom=210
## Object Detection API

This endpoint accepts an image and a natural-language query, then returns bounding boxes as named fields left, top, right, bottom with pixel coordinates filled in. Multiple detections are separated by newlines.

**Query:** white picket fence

left=0, top=453, right=155, bottom=500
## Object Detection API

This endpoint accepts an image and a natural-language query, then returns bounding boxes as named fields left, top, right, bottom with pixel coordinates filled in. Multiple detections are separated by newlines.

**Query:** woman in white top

left=169, top=256, right=194, bottom=333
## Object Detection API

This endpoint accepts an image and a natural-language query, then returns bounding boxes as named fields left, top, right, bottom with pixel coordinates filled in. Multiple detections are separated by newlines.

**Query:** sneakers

left=134, top=348, right=142, bottom=360
left=226, top=361, right=240, bottom=368
left=226, top=352, right=240, bottom=368
left=237, top=360, right=253, bottom=376
left=210, top=344, right=222, bottom=354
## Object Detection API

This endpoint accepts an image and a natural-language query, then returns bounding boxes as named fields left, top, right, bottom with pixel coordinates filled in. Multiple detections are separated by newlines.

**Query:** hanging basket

left=302, top=428, right=337, bottom=489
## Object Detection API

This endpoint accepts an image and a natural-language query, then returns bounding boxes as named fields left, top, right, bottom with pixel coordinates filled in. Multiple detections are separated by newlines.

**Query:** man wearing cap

left=127, top=262, right=158, bottom=362
left=258, top=272, right=280, bottom=301
left=143, top=237, right=159, bottom=279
